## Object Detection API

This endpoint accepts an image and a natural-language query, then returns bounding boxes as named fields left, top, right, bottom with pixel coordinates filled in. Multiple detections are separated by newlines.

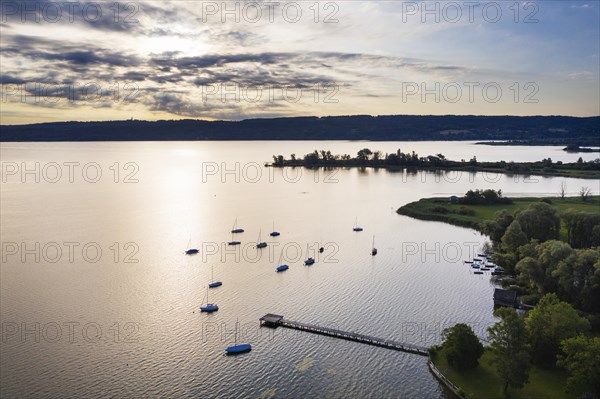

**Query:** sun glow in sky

left=0, top=0, right=599, bottom=124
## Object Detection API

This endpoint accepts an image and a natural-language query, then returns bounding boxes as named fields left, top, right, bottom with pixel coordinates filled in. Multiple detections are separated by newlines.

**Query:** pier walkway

left=259, top=314, right=428, bottom=356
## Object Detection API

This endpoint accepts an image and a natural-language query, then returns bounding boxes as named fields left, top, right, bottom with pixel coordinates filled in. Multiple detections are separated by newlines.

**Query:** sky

left=0, top=0, right=599, bottom=124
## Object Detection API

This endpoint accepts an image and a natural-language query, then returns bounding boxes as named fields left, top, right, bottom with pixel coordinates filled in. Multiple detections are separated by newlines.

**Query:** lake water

left=1, top=141, right=598, bottom=398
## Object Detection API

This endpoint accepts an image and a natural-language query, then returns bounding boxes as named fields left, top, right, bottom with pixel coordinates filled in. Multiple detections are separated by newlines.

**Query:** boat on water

left=256, top=229, right=267, bottom=249
left=353, top=217, right=363, bottom=232
left=371, top=235, right=377, bottom=256
left=269, top=222, right=280, bottom=237
left=481, top=268, right=490, bottom=271
left=226, top=321, right=252, bottom=355
left=473, top=258, right=482, bottom=262
left=275, top=251, right=289, bottom=272
left=319, top=247, right=324, bottom=253
left=464, top=260, right=474, bottom=264
left=231, top=218, right=244, bottom=234
left=228, top=241, right=241, bottom=246
left=185, top=236, right=199, bottom=255
left=471, top=264, right=481, bottom=269
left=200, top=287, right=219, bottom=313
left=208, top=265, right=222, bottom=288
left=474, top=271, right=484, bottom=275
left=304, top=257, right=315, bottom=265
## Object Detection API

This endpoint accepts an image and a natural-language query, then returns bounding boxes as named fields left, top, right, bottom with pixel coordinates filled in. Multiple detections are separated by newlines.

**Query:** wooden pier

left=259, top=314, right=428, bottom=356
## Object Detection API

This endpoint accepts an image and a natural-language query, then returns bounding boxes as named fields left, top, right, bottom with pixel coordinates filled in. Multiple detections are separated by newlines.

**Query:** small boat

left=473, top=258, right=482, bottom=262
left=371, top=235, right=377, bottom=256
left=231, top=218, right=244, bottom=234
left=208, top=265, right=222, bottom=288
left=269, top=222, right=280, bottom=237
left=275, top=251, right=289, bottom=272
left=481, top=267, right=490, bottom=271
left=471, top=264, right=481, bottom=269
left=228, top=241, right=241, bottom=246
left=304, top=257, right=315, bottom=265
left=256, top=229, right=267, bottom=249
left=474, top=271, right=484, bottom=275
left=464, top=260, right=474, bottom=264
left=353, top=217, right=363, bottom=232
left=319, top=247, right=324, bottom=253
left=226, top=321, right=252, bottom=355
left=200, top=288, right=218, bottom=313
left=185, top=236, right=199, bottom=255
left=478, top=253, right=486, bottom=257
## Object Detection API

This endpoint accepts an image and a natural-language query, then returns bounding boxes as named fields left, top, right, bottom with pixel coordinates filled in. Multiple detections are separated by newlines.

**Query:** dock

left=259, top=314, right=428, bottom=356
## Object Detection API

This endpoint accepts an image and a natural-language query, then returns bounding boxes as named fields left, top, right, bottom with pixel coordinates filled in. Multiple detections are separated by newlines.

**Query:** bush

left=540, top=198, right=553, bottom=204
left=431, top=206, right=450, bottom=214
left=457, top=207, right=475, bottom=216
left=520, top=293, right=541, bottom=306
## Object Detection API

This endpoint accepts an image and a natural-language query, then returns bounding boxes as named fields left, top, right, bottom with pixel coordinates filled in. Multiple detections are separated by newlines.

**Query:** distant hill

left=1, top=115, right=599, bottom=142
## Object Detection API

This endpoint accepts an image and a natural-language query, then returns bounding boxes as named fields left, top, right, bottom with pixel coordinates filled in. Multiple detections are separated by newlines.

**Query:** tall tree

left=516, top=202, right=560, bottom=242
left=557, top=335, right=600, bottom=396
left=441, top=323, right=484, bottom=369
left=488, top=307, right=531, bottom=393
left=525, top=293, right=590, bottom=365
left=501, top=220, right=528, bottom=253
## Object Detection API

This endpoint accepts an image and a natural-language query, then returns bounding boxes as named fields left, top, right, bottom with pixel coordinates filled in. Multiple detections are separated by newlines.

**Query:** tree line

left=271, top=148, right=600, bottom=175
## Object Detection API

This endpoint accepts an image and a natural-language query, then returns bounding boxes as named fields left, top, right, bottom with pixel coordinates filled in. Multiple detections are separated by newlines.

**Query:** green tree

left=501, top=220, right=528, bottom=253
left=515, top=257, right=544, bottom=293
left=553, top=249, right=600, bottom=313
left=488, top=307, right=531, bottom=393
left=515, top=202, right=560, bottom=242
left=525, top=293, right=590, bottom=365
left=557, top=335, right=600, bottom=396
left=441, top=323, right=484, bottom=369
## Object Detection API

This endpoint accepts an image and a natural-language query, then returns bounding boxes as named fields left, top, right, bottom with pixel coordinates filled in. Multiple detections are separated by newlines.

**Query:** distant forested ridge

left=1, top=115, right=599, bottom=142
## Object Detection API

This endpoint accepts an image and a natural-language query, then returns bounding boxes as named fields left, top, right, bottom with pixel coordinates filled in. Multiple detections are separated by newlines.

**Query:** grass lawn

left=432, top=348, right=575, bottom=399
left=397, top=196, right=600, bottom=237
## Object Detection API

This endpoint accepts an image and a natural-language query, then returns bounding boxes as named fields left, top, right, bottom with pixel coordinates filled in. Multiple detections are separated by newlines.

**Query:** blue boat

left=473, top=258, right=482, bottom=262
left=185, top=248, right=199, bottom=255
left=471, top=264, right=481, bottom=269
left=201, top=303, right=219, bottom=312
left=231, top=218, right=244, bottom=234
left=319, top=247, right=324, bottom=253
left=276, top=264, right=289, bottom=272
left=228, top=241, right=241, bottom=246
left=474, top=271, right=484, bottom=275
left=305, top=257, right=315, bottom=265
left=200, top=287, right=218, bottom=312
left=269, top=222, right=280, bottom=237
left=226, top=322, right=252, bottom=355
left=256, top=229, right=267, bottom=248
left=226, top=343, right=252, bottom=354
left=353, top=217, right=363, bottom=232
left=208, top=265, right=222, bottom=288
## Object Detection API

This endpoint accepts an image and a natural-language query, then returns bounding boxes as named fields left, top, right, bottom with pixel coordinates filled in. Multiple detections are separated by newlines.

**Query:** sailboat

left=208, top=264, right=222, bottom=288
left=276, top=251, right=289, bottom=272
left=353, top=217, right=363, bottom=232
left=226, top=320, right=252, bottom=354
left=231, top=218, right=244, bottom=234
left=304, top=244, right=315, bottom=265
left=185, top=235, right=199, bottom=255
left=256, top=229, right=267, bottom=248
left=269, top=221, right=280, bottom=237
left=200, top=287, right=218, bottom=312
left=371, top=235, right=378, bottom=256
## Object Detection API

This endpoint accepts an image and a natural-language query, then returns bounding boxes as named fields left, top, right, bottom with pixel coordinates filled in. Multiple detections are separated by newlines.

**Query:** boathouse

left=493, top=288, right=518, bottom=307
